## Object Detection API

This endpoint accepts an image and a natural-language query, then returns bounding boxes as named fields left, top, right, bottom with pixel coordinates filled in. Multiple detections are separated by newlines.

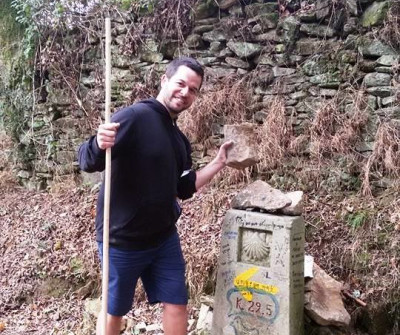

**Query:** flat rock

left=231, top=180, right=292, bottom=211
left=226, top=41, right=263, bottom=59
left=280, top=191, right=304, bottom=216
left=305, top=263, right=351, bottom=327
left=224, top=123, right=259, bottom=169
left=363, top=72, right=392, bottom=87
left=218, top=0, right=239, bottom=10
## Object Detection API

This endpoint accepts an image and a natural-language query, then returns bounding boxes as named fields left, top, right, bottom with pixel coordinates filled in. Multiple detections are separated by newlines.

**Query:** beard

left=166, top=96, right=190, bottom=115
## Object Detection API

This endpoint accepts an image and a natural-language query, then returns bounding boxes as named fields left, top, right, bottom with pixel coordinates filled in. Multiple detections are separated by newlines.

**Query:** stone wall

left=8, top=0, right=399, bottom=189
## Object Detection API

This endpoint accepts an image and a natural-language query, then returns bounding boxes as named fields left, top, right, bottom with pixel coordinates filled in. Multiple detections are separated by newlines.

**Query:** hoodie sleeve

left=77, top=106, right=137, bottom=172
left=177, top=132, right=197, bottom=200
left=78, top=134, right=106, bottom=172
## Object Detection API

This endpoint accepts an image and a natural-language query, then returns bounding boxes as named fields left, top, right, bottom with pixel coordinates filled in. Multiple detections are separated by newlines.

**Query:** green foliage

left=0, top=0, right=39, bottom=166
left=347, top=210, right=368, bottom=230
left=0, top=0, right=25, bottom=57
left=9, top=0, right=39, bottom=60
left=114, top=0, right=157, bottom=13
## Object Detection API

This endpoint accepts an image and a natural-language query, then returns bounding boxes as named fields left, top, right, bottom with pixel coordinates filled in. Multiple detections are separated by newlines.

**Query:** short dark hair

left=165, top=57, right=204, bottom=85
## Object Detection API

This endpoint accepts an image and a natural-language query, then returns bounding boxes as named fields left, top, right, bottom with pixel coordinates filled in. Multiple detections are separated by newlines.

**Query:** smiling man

left=78, top=57, right=232, bottom=335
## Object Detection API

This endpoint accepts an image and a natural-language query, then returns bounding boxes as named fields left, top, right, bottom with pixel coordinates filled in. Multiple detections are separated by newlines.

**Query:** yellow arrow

left=234, top=267, right=279, bottom=301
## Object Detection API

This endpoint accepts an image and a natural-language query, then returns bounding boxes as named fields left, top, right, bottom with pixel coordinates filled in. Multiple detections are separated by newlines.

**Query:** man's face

left=158, top=65, right=202, bottom=116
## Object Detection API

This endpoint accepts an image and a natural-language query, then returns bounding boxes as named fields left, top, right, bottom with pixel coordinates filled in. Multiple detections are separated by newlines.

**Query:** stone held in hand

left=224, top=123, right=259, bottom=170
left=231, top=180, right=292, bottom=211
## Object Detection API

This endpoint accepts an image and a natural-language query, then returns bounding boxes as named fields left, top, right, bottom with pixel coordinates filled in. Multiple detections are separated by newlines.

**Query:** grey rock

left=111, top=68, right=135, bottom=82
left=219, top=48, right=234, bottom=58
left=296, top=97, right=323, bottom=113
left=279, top=16, right=301, bottom=43
left=363, top=72, right=392, bottom=87
left=290, top=91, right=308, bottom=100
left=209, top=41, right=224, bottom=53
left=338, top=50, right=357, bottom=64
left=359, top=60, right=376, bottom=73
left=320, top=89, right=338, bottom=97
left=296, top=38, right=324, bottom=56
left=252, top=24, right=262, bottom=35
left=227, top=41, right=263, bottom=59
left=252, top=30, right=283, bottom=43
left=194, top=0, right=218, bottom=20
left=346, top=0, right=358, bottom=16
left=203, top=30, right=228, bottom=42
left=231, top=180, right=292, bottom=211
left=186, top=34, right=205, bottom=49
left=225, top=57, right=250, bottom=69
left=228, top=4, right=243, bottom=17
left=300, top=24, right=336, bottom=38
left=358, top=39, right=397, bottom=57
left=376, top=55, right=399, bottom=66
left=160, top=40, right=179, bottom=59
left=254, top=110, right=268, bottom=122
left=279, top=75, right=306, bottom=85
left=205, top=67, right=236, bottom=79
left=343, top=18, right=358, bottom=36
left=237, top=68, right=249, bottom=76
left=197, top=57, right=218, bottom=66
left=280, top=191, right=304, bottom=216
left=140, top=48, right=163, bottom=63
left=310, top=73, right=340, bottom=88
left=382, top=96, right=396, bottom=106
left=245, top=3, right=278, bottom=18
left=193, top=24, right=214, bottom=34
left=252, top=66, right=274, bottom=87
left=302, top=59, right=329, bottom=76
left=366, top=86, right=395, bottom=98
left=361, top=1, right=390, bottom=27
left=195, top=18, right=219, bottom=25
left=273, top=66, right=296, bottom=77
left=315, top=0, right=331, bottom=21
left=275, top=54, right=303, bottom=66
left=255, top=53, right=275, bottom=66
left=285, top=99, right=297, bottom=106
left=376, top=106, right=400, bottom=119
left=375, top=66, right=394, bottom=74
left=217, top=0, right=239, bottom=10
left=248, top=13, right=279, bottom=30
left=255, top=84, right=296, bottom=95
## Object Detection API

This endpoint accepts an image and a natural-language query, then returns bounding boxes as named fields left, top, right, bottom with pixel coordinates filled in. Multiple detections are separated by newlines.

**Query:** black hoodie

left=78, top=98, right=197, bottom=249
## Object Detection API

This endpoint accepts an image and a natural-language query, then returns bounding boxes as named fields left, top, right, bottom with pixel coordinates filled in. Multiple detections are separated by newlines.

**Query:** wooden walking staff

left=101, top=17, right=112, bottom=335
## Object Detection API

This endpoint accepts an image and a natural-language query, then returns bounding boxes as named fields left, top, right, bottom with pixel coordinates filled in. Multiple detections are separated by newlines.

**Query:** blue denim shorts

left=98, top=231, right=188, bottom=316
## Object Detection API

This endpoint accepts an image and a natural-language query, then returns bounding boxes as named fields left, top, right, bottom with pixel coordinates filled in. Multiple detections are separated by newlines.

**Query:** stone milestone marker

left=212, top=187, right=305, bottom=335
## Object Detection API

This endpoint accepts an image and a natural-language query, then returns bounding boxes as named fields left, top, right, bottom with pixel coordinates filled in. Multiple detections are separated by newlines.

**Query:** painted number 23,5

left=236, top=297, right=273, bottom=316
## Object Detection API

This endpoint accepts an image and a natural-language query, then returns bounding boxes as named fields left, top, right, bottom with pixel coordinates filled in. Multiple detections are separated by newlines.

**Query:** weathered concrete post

left=212, top=183, right=305, bottom=335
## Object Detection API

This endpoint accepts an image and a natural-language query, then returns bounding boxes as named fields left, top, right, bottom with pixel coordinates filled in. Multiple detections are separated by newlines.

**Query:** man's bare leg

left=96, top=311, right=122, bottom=335
left=163, top=303, right=188, bottom=335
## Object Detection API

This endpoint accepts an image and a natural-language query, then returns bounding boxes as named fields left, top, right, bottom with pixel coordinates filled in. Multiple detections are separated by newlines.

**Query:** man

left=78, top=57, right=232, bottom=335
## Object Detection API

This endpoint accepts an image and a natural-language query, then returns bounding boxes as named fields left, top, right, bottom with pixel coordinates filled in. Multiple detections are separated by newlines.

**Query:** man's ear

left=160, top=74, right=168, bottom=88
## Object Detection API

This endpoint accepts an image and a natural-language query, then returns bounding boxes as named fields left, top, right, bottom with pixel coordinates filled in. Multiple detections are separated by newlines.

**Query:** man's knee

left=163, top=303, right=187, bottom=316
